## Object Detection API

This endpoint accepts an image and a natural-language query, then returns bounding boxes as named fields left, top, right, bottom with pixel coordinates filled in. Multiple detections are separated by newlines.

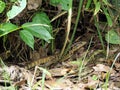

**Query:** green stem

left=64, top=0, right=84, bottom=55
left=94, top=16, right=105, bottom=51
left=60, top=0, right=73, bottom=57
left=85, top=0, right=92, bottom=10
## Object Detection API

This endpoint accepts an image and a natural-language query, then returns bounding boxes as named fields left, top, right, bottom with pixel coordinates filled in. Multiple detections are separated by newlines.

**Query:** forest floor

left=0, top=0, right=120, bottom=90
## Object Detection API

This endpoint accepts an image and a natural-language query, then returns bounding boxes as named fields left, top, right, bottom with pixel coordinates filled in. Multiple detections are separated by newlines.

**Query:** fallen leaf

left=49, top=68, right=69, bottom=77
left=27, top=0, right=42, bottom=10
left=93, top=64, right=115, bottom=74
left=45, top=80, right=64, bottom=90
left=85, top=76, right=99, bottom=89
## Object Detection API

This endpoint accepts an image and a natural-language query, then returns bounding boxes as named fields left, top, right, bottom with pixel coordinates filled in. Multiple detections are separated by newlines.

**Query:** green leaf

left=7, top=0, right=26, bottom=19
left=22, top=22, right=53, bottom=43
left=0, top=23, right=18, bottom=37
left=50, top=0, right=61, bottom=6
left=105, top=29, right=120, bottom=44
left=20, top=30, right=34, bottom=49
left=94, top=2, right=101, bottom=15
left=0, top=1, right=5, bottom=13
left=33, top=12, right=51, bottom=25
left=60, top=0, right=70, bottom=10
left=32, top=12, right=52, bottom=32
left=22, top=12, right=53, bottom=43
left=50, top=0, right=70, bottom=10
left=103, top=7, right=113, bottom=27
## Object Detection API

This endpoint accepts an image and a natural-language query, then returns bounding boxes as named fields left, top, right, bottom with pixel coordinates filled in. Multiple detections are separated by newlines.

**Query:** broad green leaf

left=50, top=0, right=61, bottom=6
left=0, top=23, right=18, bottom=37
left=50, top=0, right=70, bottom=10
left=20, top=30, right=34, bottom=49
left=32, top=12, right=51, bottom=25
left=94, top=2, right=101, bottom=15
left=60, top=0, right=70, bottom=10
left=22, top=12, right=53, bottom=43
left=32, top=12, right=52, bottom=32
left=22, top=22, right=53, bottom=43
left=0, top=1, right=5, bottom=13
left=7, top=0, right=26, bottom=19
left=105, top=29, right=120, bottom=44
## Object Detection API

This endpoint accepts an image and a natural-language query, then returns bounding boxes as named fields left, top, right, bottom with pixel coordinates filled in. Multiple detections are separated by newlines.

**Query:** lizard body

left=25, top=41, right=86, bottom=69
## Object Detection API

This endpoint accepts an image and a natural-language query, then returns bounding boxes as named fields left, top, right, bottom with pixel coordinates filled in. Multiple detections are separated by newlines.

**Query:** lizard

left=25, top=41, right=87, bottom=69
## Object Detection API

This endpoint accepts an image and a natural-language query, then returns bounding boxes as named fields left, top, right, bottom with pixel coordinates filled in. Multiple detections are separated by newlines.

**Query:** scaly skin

left=25, top=41, right=86, bottom=69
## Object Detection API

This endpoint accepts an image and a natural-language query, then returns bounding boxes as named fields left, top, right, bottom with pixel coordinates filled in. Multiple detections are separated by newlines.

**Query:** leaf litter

left=0, top=46, right=120, bottom=90
left=0, top=0, right=120, bottom=90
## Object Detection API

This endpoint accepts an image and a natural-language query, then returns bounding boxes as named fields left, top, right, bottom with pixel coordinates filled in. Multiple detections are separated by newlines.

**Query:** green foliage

left=7, top=0, right=27, bottom=20
left=85, top=0, right=92, bottom=9
left=105, top=30, right=120, bottom=44
left=94, top=2, right=101, bottom=15
left=60, top=0, right=70, bottom=10
left=0, top=0, right=72, bottom=49
left=93, top=0, right=113, bottom=27
left=22, top=22, right=53, bottom=43
left=50, top=0, right=70, bottom=10
left=108, top=0, right=120, bottom=17
left=0, top=23, right=18, bottom=37
left=0, top=0, right=119, bottom=49
left=32, top=12, right=52, bottom=32
left=102, top=0, right=109, bottom=5
left=21, top=12, right=53, bottom=44
left=0, top=12, right=53, bottom=49
left=0, top=1, right=5, bottom=13
left=87, top=0, right=120, bottom=46
left=108, top=0, right=120, bottom=8
left=102, top=6, right=112, bottom=27
left=20, top=12, right=53, bottom=49
left=50, top=0, right=61, bottom=6
left=20, top=30, right=34, bottom=49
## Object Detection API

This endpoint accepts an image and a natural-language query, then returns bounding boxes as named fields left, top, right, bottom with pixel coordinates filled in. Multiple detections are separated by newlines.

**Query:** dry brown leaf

left=84, top=76, right=99, bottom=89
left=49, top=68, right=69, bottom=77
left=76, top=83, right=87, bottom=90
left=45, top=79, right=74, bottom=90
left=101, top=72, right=107, bottom=80
left=45, top=80, right=64, bottom=90
left=14, top=80, right=26, bottom=86
left=27, top=0, right=42, bottom=10
left=93, top=64, right=115, bottom=74
left=84, top=80, right=99, bottom=89
left=3, top=66, right=34, bottom=83
left=114, top=63, right=120, bottom=69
